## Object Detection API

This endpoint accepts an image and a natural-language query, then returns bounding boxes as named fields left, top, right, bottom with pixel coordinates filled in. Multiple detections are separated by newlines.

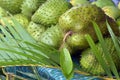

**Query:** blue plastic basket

left=4, top=66, right=103, bottom=80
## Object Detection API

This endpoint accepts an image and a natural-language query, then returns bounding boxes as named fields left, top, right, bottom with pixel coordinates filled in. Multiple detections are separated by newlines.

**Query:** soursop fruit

left=40, top=24, right=64, bottom=49
left=116, top=17, right=120, bottom=26
left=59, top=4, right=119, bottom=50
left=59, top=4, right=106, bottom=32
left=0, top=14, right=29, bottom=28
left=21, top=0, right=46, bottom=19
left=70, top=0, right=90, bottom=6
left=0, top=0, right=24, bottom=14
left=0, top=7, right=8, bottom=17
left=91, top=0, right=115, bottom=8
left=66, top=33, right=89, bottom=50
left=27, top=21, right=46, bottom=41
left=80, top=38, right=120, bottom=75
left=102, top=6, right=120, bottom=20
left=13, top=14, right=29, bottom=28
left=32, top=0, right=71, bottom=26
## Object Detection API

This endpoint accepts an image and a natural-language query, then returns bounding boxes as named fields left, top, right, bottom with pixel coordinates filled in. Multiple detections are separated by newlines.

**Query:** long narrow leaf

left=24, top=41, right=60, bottom=64
left=85, top=34, right=112, bottom=78
left=0, top=60, right=40, bottom=67
left=0, top=48, right=43, bottom=63
left=92, top=22, right=119, bottom=79
left=10, top=17, right=35, bottom=42
left=106, top=21, right=120, bottom=58
left=0, top=15, right=60, bottom=66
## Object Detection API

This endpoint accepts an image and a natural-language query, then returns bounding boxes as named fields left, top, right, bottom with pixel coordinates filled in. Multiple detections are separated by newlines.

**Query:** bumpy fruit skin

left=59, top=4, right=119, bottom=50
left=27, top=21, right=46, bottom=41
left=91, top=0, right=115, bottom=8
left=0, top=7, right=8, bottom=17
left=13, top=14, right=29, bottom=28
left=0, top=0, right=24, bottom=14
left=80, top=38, right=120, bottom=75
left=70, top=0, right=90, bottom=6
left=116, top=17, right=120, bottom=26
left=102, top=6, right=120, bottom=20
left=66, top=33, right=89, bottom=50
left=59, top=4, right=106, bottom=32
left=0, top=14, right=29, bottom=28
left=32, top=0, right=71, bottom=26
left=40, top=24, right=64, bottom=49
left=21, top=0, right=46, bottom=19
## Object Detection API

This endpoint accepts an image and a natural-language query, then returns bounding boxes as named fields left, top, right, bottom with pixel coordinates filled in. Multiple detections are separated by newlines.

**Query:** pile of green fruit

left=0, top=0, right=120, bottom=76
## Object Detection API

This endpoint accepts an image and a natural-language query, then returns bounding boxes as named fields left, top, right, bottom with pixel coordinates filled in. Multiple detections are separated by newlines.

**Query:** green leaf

left=10, top=16, right=35, bottom=42
left=24, top=41, right=60, bottom=65
left=85, top=34, right=112, bottom=77
left=0, top=14, right=62, bottom=80
left=0, top=15, right=60, bottom=67
left=92, top=21, right=119, bottom=79
left=60, top=47, right=73, bottom=79
left=106, top=21, right=120, bottom=58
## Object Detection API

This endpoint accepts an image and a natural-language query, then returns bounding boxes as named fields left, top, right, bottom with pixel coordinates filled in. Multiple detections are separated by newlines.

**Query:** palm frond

left=85, top=34, right=113, bottom=78
left=106, top=21, right=120, bottom=58
left=0, top=15, right=60, bottom=67
left=85, top=21, right=120, bottom=79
